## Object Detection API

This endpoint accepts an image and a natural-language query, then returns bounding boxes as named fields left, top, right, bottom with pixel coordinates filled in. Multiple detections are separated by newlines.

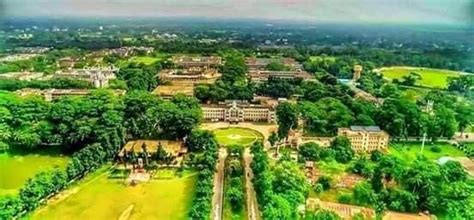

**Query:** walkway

left=211, top=148, right=227, bottom=220
left=243, top=148, right=261, bottom=220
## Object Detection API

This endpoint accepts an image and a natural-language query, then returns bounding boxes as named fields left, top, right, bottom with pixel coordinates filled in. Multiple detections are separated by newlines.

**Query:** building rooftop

left=349, top=126, right=382, bottom=132
left=152, top=85, right=195, bottom=97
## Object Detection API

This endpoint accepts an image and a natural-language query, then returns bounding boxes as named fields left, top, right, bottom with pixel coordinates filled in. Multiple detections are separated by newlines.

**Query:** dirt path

left=211, top=148, right=227, bottom=220
left=243, top=148, right=261, bottom=220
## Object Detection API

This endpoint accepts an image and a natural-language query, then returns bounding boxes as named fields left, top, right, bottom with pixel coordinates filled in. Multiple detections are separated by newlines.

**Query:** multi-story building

left=172, top=55, right=222, bottom=68
left=0, top=72, right=44, bottom=81
left=54, top=66, right=118, bottom=88
left=159, top=68, right=220, bottom=85
left=248, top=70, right=313, bottom=82
left=245, top=57, right=302, bottom=70
left=337, top=126, right=389, bottom=152
left=201, top=100, right=276, bottom=123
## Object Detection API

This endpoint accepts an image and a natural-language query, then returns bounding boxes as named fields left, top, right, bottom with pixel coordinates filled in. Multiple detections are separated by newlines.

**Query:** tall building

left=172, top=55, right=222, bottom=68
left=201, top=100, right=276, bottom=123
left=338, top=126, right=389, bottom=152
left=353, top=65, right=363, bottom=81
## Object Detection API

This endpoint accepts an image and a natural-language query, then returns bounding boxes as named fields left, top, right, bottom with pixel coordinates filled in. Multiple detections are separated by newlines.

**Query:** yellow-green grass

left=0, top=146, right=69, bottom=196
left=309, top=55, right=336, bottom=62
left=308, top=188, right=352, bottom=203
left=129, top=56, right=162, bottom=65
left=32, top=168, right=197, bottom=220
left=213, top=127, right=263, bottom=146
left=389, top=142, right=465, bottom=161
left=380, top=66, right=460, bottom=88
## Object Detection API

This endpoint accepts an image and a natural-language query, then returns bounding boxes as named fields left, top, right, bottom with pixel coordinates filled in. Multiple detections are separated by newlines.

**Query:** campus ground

left=389, top=142, right=465, bottom=161
left=379, top=66, right=462, bottom=88
left=0, top=146, right=69, bottom=196
left=213, top=127, right=264, bottom=146
left=201, top=122, right=276, bottom=144
left=32, top=167, right=197, bottom=220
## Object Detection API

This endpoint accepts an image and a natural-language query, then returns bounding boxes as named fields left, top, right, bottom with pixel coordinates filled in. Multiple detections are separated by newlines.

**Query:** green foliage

left=317, top=176, right=332, bottom=190
left=306, top=209, right=342, bottom=220
left=250, top=141, right=309, bottom=219
left=0, top=78, right=93, bottom=91
left=276, top=102, right=299, bottom=139
left=266, top=61, right=290, bottom=71
left=330, top=136, right=354, bottom=163
left=188, top=132, right=219, bottom=219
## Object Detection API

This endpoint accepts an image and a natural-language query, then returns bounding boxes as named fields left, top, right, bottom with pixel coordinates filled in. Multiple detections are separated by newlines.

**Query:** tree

left=298, top=142, right=322, bottom=161
left=186, top=129, right=218, bottom=152
left=276, top=102, right=298, bottom=140
left=454, top=101, right=474, bottom=136
left=447, top=75, right=474, bottom=96
left=330, top=136, right=354, bottom=163
left=317, top=176, right=332, bottom=190
left=353, top=181, right=376, bottom=206
left=268, top=131, right=278, bottom=148
left=441, top=160, right=467, bottom=182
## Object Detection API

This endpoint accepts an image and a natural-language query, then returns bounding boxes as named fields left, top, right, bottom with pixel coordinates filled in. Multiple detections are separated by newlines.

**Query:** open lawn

left=389, top=142, right=465, bottom=161
left=213, top=127, right=263, bottom=146
left=0, top=146, right=69, bottom=196
left=32, top=167, right=197, bottom=220
left=379, top=66, right=461, bottom=88
left=309, top=55, right=336, bottom=62
left=129, top=56, right=162, bottom=65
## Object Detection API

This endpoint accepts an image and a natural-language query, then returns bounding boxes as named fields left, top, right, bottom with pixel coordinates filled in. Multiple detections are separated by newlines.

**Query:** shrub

left=430, top=145, right=441, bottom=153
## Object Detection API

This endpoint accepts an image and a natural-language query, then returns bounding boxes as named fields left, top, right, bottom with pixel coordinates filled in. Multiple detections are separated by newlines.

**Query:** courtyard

left=388, top=142, right=466, bottom=161
left=213, top=127, right=264, bottom=146
left=32, top=167, right=197, bottom=220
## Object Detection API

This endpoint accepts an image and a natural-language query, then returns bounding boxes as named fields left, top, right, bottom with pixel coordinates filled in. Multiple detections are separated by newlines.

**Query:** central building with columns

left=201, top=100, right=276, bottom=123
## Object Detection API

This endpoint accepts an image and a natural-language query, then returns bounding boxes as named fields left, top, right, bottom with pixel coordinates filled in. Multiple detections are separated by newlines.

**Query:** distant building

left=0, top=54, right=40, bottom=62
left=159, top=68, right=220, bottom=85
left=201, top=100, right=276, bottom=123
left=58, top=57, right=77, bottom=70
left=0, top=72, right=44, bottom=81
left=15, top=88, right=125, bottom=101
left=172, top=55, right=222, bottom=68
left=248, top=70, right=313, bottom=82
left=245, top=57, right=302, bottom=70
left=54, top=66, right=118, bottom=88
left=338, top=126, right=389, bottom=152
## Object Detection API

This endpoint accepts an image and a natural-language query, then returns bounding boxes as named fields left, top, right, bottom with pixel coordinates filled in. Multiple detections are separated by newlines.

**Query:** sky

left=1, top=0, right=473, bottom=25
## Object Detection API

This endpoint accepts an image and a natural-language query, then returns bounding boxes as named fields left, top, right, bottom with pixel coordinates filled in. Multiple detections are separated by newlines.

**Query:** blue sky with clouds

left=2, top=0, right=472, bottom=24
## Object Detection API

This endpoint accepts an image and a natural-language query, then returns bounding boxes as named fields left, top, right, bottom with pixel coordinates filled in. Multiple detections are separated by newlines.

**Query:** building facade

left=54, top=66, right=118, bottom=88
left=172, top=55, right=222, bottom=68
left=202, top=100, right=276, bottom=123
left=245, top=57, right=302, bottom=70
left=337, top=126, right=389, bottom=152
left=248, top=70, right=313, bottom=82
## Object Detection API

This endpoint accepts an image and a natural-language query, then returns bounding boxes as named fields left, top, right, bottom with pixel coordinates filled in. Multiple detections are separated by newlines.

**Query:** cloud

left=2, top=0, right=471, bottom=25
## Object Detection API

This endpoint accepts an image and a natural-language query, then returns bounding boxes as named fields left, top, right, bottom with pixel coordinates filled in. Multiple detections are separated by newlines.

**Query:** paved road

left=243, top=148, right=261, bottom=220
left=211, top=148, right=227, bottom=220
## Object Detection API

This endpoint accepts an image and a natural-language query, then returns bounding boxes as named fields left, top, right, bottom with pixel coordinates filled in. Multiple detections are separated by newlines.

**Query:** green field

left=380, top=66, right=461, bottom=88
left=32, top=167, right=197, bottom=220
left=213, top=127, right=263, bottom=146
left=0, top=146, right=69, bottom=196
left=309, top=55, right=336, bottom=62
left=389, top=142, right=465, bottom=161
left=129, top=56, right=162, bottom=65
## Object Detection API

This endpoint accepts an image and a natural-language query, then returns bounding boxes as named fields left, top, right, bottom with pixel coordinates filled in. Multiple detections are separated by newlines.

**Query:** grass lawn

left=389, top=142, right=465, bottom=161
left=0, top=146, right=69, bottom=196
left=380, top=66, right=460, bottom=88
left=213, top=127, right=263, bottom=146
left=32, top=167, right=197, bottom=220
left=129, top=56, right=161, bottom=65
left=309, top=55, right=336, bottom=62
left=317, top=160, right=349, bottom=177
left=308, top=188, right=352, bottom=203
